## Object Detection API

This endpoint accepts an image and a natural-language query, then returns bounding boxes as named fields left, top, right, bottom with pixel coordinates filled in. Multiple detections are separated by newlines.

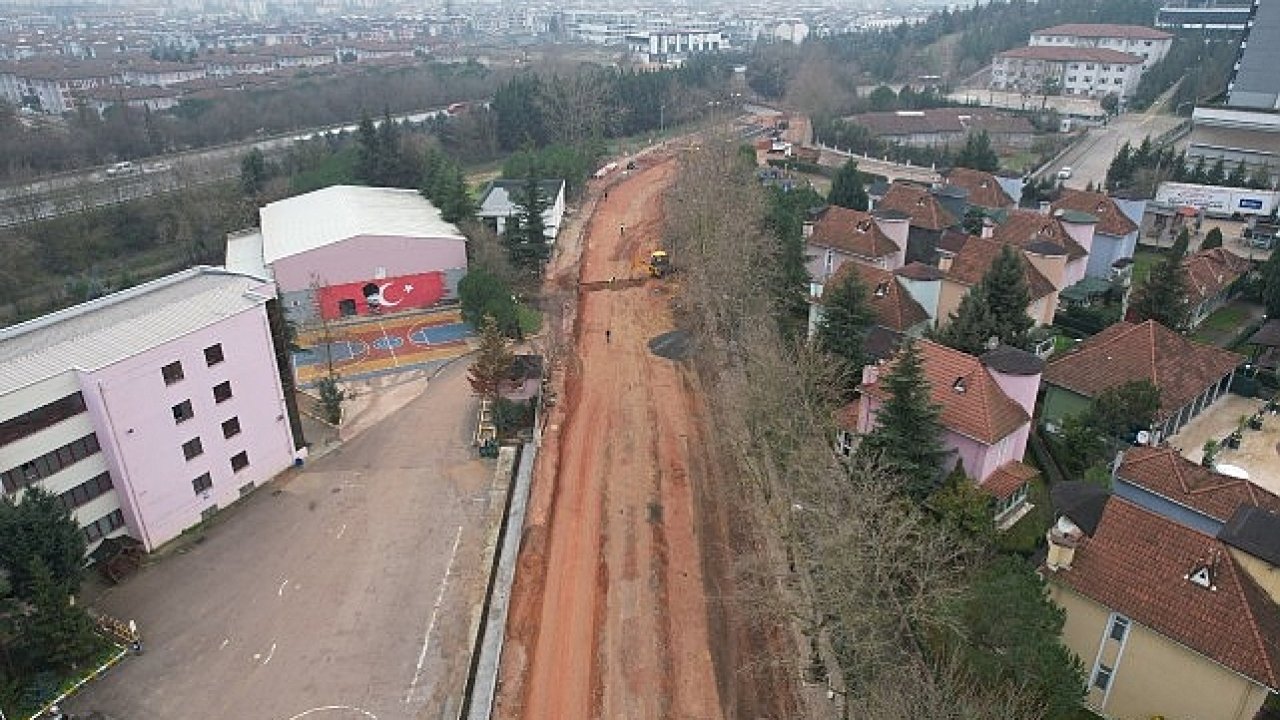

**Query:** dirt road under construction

left=495, top=155, right=794, bottom=719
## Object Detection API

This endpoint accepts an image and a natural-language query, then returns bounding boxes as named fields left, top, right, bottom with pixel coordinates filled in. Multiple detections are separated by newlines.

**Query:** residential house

left=1040, top=319, right=1245, bottom=441
left=0, top=60, right=122, bottom=114
left=84, top=84, right=180, bottom=114
left=803, top=205, right=909, bottom=281
left=841, top=108, right=1037, bottom=150
left=476, top=179, right=567, bottom=243
left=1113, top=445, right=1280, bottom=535
left=1043, top=484, right=1280, bottom=720
left=893, top=261, right=945, bottom=326
left=203, top=53, right=277, bottom=77
left=944, top=167, right=1016, bottom=210
left=808, top=261, right=932, bottom=361
left=873, top=181, right=958, bottom=264
left=261, top=44, right=337, bottom=68
left=843, top=340, right=1044, bottom=527
left=1030, top=23, right=1174, bottom=72
left=336, top=41, right=417, bottom=62
left=991, top=207, right=1095, bottom=288
left=1051, top=189, right=1138, bottom=280
left=990, top=46, right=1145, bottom=100
left=122, top=60, right=205, bottom=87
left=937, top=233, right=1060, bottom=327
left=1183, top=247, right=1252, bottom=329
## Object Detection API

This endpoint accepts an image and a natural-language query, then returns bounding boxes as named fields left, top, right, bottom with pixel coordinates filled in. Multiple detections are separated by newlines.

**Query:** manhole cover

left=648, top=330, right=693, bottom=360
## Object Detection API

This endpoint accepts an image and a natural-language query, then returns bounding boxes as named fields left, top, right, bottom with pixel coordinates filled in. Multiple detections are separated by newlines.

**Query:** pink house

left=840, top=340, right=1043, bottom=527
left=0, top=267, right=300, bottom=552
left=804, top=206, right=910, bottom=282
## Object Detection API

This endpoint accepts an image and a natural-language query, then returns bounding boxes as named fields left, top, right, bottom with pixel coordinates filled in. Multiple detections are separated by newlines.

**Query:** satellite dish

left=1136, top=430, right=1151, bottom=446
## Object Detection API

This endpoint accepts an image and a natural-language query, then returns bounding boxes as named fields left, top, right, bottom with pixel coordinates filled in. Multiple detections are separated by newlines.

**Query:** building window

left=172, top=400, right=194, bottom=424
left=162, top=361, right=184, bottom=385
left=213, top=381, right=233, bottom=404
left=1108, top=614, right=1130, bottom=643
left=1092, top=663, right=1113, bottom=691
left=230, top=451, right=250, bottom=473
left=0, top=392, right=87, bottom=448
left=192, top=472, right=213, bottom=494
left=1, top=433, right=100, bottom=494
left=83, top=508, right=125, bottom=543
left=222, top=417, right=241, bottom=439
left=835, top=430, right=855, bottom=457
left=182, top=437, right=203, bottom=461
left=204, top=343, right=224, bottom=366
left=58, top=472, right=113, bottom=511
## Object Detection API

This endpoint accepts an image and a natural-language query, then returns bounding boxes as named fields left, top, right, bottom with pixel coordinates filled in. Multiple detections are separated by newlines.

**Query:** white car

left=1056, top=166, right=1073, bottom=180
left=106, top=161, right=137, bottom=177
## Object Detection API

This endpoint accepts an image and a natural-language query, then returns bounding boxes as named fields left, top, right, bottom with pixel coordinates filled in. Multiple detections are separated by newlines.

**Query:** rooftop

left=1043, top=320, right=1244, bottom=421
left=843, top=107, right=1035, bottom=140
left=991, top=209, right=1088, bottom=261
left=1033, top=23, right=1173, bottom=40
left=876, top=182, right=958, bottom=232
left=824, top=262, right=929, bottom=332
left=808, top=205, right=901, bottom=260
left=1117, top=446, right=1280, bottom=524
left=0, top=268, right=272, bottom=396
left=997, top=46, right=1144, bottom=65
left=1052, top=188, right=1138, bottom=237
left=1045, top=495, right=1280, bottom=689
left=861, top=339, right=1030, bottom=445
left=1182, top=247, right=1253, bottom=309
left=944, top=168, right=1015, bottom=210
left=259, top=185, right=464, bottom=266
left=945, top=234, right=1057, bottom=301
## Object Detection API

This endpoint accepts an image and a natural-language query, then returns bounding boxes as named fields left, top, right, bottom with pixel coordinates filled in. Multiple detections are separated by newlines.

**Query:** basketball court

left=292, top=307, right=474, bottom=386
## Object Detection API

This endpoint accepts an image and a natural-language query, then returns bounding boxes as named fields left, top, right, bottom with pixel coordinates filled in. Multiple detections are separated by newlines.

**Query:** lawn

left=1196, top=303, right=1249, bottom=334
left=1130, top=248, right=1164, bottom=287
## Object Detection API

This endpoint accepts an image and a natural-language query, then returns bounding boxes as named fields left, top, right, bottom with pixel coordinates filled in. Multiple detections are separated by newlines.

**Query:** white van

left=106, top=161, right=137, bottom=177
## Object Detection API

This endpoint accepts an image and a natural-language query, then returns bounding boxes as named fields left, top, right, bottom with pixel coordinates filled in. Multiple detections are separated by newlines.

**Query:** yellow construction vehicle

left=647, top=250, right=671, bottom=278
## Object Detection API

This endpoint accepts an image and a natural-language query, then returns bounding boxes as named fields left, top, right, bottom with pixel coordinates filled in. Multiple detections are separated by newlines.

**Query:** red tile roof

left=945, top=168, right=1015, bottom=209
left=992, top=209, right=1087, bottom=260
left=877, top=182, right=958, bottom=232
left=944, top=235, right=1057, bottom=301
left=982, top=460, right=1038, bottom=499
left=1046, top=496, right=1280, bottom=688
left=1183, top=247, right=1252, bottom=308
left=825, top=262, right=930, bottom=332
left=997, top=45, right=1144, bottom=64
left=1052, top=189, right=1138, bottom=238
left=844, top=108, right=1036, bottom=139
left=1118, top=446, right=1280, bottom=523
left=1033, top=23, right=1173, bottom=40
left=862, top=339, right=1029, bottom=444
left=895, top=261, right=944, bottom=281
left=809, top=206, right=901, bottom=260
left=1043, top=320, right=1244, bottom=421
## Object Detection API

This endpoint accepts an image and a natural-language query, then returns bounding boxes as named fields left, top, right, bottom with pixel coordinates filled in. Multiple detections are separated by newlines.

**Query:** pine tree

left=1248, top=166, right=1274, bottom=191
left=962, top=207, right=985, bottom=235
left=979, top=245, right=1034, bottom=350
left=1201, top=227, right=1223, bottom=250
left=859, top=338, right=948, bottom=500
left=1261, top=250, right=1280, bottom=318
left=934, top=287, right=998, bottom=355
left=1226, top=160, right=1249, bottom=189
left=502, top=175, right=551, bottom=273
left=1105, top=141, right=1132, bottom=190
left=19, top=558, right=98, bottom=672
left=1171, top=226, right=1190, bottom=258
left=828, top=160, right=869, bottom=211
left=1206, top=158, right=1226, bottom=186
left=954, top=131, right=998, bottom=172
left=468, top=315, right=514, bottom=400
left=816, top=270, right=874, bottom=394
left=1129, top=258, right=1189, bottom=331
left=0, top=486, right=87, bottom=599
left=354, top=112, right=378, bottom=184
left=927, top=461, right=993, bottom=538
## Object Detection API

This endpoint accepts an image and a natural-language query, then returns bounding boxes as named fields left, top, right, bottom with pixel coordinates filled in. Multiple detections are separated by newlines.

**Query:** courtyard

left=64, top=358, right=503, bottom=720
left=1169, top=392, right=1280, bottom=496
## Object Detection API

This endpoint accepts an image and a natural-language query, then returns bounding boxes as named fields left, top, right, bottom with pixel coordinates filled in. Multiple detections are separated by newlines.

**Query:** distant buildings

left=1029, top=23, right=1173, bottom=72
left=625, top=29, right=724, bottom=66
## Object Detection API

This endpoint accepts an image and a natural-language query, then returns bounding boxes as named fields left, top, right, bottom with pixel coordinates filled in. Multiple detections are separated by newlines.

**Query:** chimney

left=938, top=253, right=954, bottom=272
left=861, top=363, right=879, bottom=386
left=803, top=220, right=815, bottom=238
left=1038, top=201, right=1051, bottom=215
left=980, top=217, right=995, bottom=239
left=1045, top=515, right=1084, bottom=571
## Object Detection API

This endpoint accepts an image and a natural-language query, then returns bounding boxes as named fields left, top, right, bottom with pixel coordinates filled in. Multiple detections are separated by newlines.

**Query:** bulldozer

left=647, top=250, right=671, bottom=279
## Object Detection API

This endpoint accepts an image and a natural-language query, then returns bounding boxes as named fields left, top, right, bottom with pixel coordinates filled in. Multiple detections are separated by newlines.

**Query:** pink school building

left=0, top=267, right=301, bottom=552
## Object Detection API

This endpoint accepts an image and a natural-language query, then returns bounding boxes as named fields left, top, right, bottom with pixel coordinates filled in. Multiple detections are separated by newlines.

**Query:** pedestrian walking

left=620, top=223, right=626, bottom=236
left=604, top=190, right=609, bottom=200
left=606, top=329, right=612, bottom=343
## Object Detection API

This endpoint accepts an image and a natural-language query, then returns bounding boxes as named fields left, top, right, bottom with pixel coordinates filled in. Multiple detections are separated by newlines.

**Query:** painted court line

left=277, top=579, right=289, bottom=597
left=377, top=319, right=400, bottom=368
left=263, top=642, right=277, bottom=665
left=405, top=525, right=463, bottom=704
left=336, top=523, right=347, bottom=540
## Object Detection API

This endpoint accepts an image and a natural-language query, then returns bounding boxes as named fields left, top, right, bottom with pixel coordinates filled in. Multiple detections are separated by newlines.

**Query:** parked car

left=106, top=161, right=137, bottom=177
left=1056, top=166, right=1073, bottom=180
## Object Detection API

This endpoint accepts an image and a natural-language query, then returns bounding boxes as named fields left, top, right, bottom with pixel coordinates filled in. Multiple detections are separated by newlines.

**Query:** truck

left=1155, top=181, right=1280, bottom=218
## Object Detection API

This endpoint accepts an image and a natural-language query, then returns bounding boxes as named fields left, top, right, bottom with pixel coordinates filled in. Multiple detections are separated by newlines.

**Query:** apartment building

left=1030, top=23, right=1173, bottom=72
left=991, top=46, right=1145, bottom=99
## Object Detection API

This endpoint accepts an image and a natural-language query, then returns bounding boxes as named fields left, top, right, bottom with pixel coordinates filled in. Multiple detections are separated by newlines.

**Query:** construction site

left=493, top=150, right=797, bottom=720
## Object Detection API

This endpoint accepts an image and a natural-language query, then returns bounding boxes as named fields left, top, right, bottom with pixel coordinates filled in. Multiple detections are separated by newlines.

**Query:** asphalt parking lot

left=65, top=359, right=501, bottom=720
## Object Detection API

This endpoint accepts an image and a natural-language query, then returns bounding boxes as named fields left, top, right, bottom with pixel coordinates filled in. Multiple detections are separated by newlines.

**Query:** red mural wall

left=316, top=271, right=445, bottom=320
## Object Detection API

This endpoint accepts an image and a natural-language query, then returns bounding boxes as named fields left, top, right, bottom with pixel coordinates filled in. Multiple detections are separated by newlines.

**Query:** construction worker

left=619, top=223, right=626, bottom=236
left=606, top=329, right=612, bottom=344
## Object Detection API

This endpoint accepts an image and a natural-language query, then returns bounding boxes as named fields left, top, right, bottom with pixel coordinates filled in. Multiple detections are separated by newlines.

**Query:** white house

left=477, top=179, right=567, bottom=243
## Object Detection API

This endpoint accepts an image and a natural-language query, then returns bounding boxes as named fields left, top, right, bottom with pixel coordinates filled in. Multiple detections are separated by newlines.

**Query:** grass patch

left=1053, top=333, right=1077, bottom=353
left=1197, top=304, right=1249, bottom=333
left=12, top=636, right=123, bottom=718
left=1130, top=248, right=1163, bottom=287
left=997, top=476, right=1052, bottom=557
left=517, top=304, right=543, bottom=336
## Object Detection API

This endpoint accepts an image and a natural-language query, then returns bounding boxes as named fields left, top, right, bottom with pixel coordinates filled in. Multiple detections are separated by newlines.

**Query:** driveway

left=65, top=358, right=501, bottom=720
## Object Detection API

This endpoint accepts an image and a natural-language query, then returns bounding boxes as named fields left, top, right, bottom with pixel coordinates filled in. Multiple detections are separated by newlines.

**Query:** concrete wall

left=83, top=305, right=296, bottom=550
left=1049, top=584, right=1270, bottom=720
left=272, top=234, right=467, bottom=295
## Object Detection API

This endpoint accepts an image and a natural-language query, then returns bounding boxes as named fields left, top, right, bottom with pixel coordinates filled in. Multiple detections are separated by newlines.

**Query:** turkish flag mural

left=317, top=271, right=446, bottom=320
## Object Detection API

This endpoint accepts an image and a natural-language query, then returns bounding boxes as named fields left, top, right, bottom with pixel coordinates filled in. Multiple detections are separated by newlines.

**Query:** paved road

left=1046, top=109, right=1185, bottom=190
left=65, top=359, right=501, bottom=720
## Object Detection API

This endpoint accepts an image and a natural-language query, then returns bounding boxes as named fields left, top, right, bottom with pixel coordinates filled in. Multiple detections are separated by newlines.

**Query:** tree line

left=1107, top=135, right=1275, bottom=195
left=665, top=141, right=1086, bottom=719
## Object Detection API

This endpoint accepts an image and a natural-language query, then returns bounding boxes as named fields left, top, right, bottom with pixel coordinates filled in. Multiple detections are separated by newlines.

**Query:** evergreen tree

left=1189, top=156, right=1207, bottom=184
left=934, top=287, right=998, bottom=355
left=468, top=315, right=514, bottom=400
left=764, top=186, right=824, bottom=341
left=458, top=269, right=521, bottom=337
left=1206, top=158, right=1226, bottom=186
left=1226, top=160, right=1249, bottom=189
left=1129, top=258, right=1189, bottom=331
left=927, top=461, right=993, bottom=538
left=859, top=338, right=948, bottom=500
left=240, top=148, right=267, bottom=198
left=1261, top=249, right=1280, bottom=318
left=430, top=162, right=474, bottom=224
left=1248, top=166, right=1275, bottom=190
left=354, top=112, right=378, bottom=184
left=828, top=160, right=869, bottom=211
left=979, top=244, right=1034, bottom=350
left=954, top=130, right=999, bottom=172
left=1105, top=141, right=1133, bottom=190
left=1171, top=226, right=1191, bottom=258
left=1201, top=227, right=1223, bottom=250
left=19, top=558, right=99, bottom=672
left=0, top=487, right=87, bottom=600
left=961, top=207, right=985, bottom=235
left=503, top=175, right=551, bottom=273
left=816, top=270, right=874, bottom=394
